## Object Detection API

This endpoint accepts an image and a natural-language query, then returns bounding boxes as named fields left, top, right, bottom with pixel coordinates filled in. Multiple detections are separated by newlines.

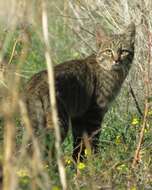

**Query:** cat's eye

left=104, top=49, right=113, bottom=56
left=120, top=49, right=130, bottom=57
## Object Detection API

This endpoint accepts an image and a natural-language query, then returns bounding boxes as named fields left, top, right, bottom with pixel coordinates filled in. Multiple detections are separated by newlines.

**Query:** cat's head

left=96, top=22, right=135, bottom=70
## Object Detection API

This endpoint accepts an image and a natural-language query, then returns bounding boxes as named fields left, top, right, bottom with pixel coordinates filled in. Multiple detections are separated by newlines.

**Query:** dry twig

left=41, top=1, right=67, bottom=189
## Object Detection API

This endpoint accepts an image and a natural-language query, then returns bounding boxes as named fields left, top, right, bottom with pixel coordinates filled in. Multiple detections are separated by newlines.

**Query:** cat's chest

left=94, top=66, right=123, bottom=110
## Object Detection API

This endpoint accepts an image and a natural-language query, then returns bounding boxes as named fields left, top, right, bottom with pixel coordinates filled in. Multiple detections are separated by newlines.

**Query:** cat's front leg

left=71, top=122, right=101, bottom=162
left=71, top=109, right=103, bottom=162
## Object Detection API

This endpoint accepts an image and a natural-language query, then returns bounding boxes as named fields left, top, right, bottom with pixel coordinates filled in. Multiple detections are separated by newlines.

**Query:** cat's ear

left=126, top=22, right=135, bottom=36
left=125, top=22, right=136, bottom=44
left=95, top=24, right=108, bottom=48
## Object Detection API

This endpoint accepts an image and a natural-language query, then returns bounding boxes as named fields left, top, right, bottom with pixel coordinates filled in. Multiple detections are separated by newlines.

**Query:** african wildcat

left=24, top=23, right=135, bottom=161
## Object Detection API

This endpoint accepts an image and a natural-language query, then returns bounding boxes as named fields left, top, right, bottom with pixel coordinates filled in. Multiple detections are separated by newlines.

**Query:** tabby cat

left=24, top=23, right=135, bottom=161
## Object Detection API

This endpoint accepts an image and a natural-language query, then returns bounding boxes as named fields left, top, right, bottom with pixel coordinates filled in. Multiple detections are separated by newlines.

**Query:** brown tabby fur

left=24, top=23, right=135, bottom=161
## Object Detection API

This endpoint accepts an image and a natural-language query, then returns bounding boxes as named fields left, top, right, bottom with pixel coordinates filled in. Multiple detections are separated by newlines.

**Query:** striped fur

left=24, top=23, right=135, bottom=161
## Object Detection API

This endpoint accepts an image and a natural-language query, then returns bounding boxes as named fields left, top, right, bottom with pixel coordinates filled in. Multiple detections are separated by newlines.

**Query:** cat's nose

left=113, top=53, right=119, bottom=62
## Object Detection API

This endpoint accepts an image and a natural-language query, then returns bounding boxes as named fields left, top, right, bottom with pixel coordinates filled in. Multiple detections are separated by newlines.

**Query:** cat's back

left=24, top=54, right=98, bottom=116
left=25, top=54, right=97, bottom=96
left=54, top=54, right=97, bottom=78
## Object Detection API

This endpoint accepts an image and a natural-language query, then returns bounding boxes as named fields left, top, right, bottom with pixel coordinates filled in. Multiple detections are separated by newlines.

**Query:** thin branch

left=3, top=114, right=16, bottom=190
left=80, top=26, right=95, bottom=36
left=41, top=1, right=67, bottom=189
left=132, top=97, right=149, bottom=167
left=132, top=24, right=151, bottom=168
left=52, top=13, right=89, bottom=20
left=8, top=39, right=18, bottom=64
left=129, top=82, right=143, bottom=117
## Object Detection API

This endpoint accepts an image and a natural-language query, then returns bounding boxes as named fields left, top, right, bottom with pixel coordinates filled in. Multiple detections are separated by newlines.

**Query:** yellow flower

left=144, top=128, right=148, bottom=133
left=17, top=169, right=29, bottom=177
left=84, top=148, right=92, bottom=157
left=131, top=118, right=139, bottom=125
left=117, top=164, right=128, bottom=172
left=115, top=135, right=121, bottom=145
left=52, top=186, right=60, bottom=190
left=43, top=164, right=49, bottom=170
left=77, top=162, right=86, bottom=170
left=65, top=158, right=72, bottom=165
left=148, top=110, right=152, bottom=116
left=73, top=52, right=79, bottom=58
left=130, top=187, right=137, bottom=190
